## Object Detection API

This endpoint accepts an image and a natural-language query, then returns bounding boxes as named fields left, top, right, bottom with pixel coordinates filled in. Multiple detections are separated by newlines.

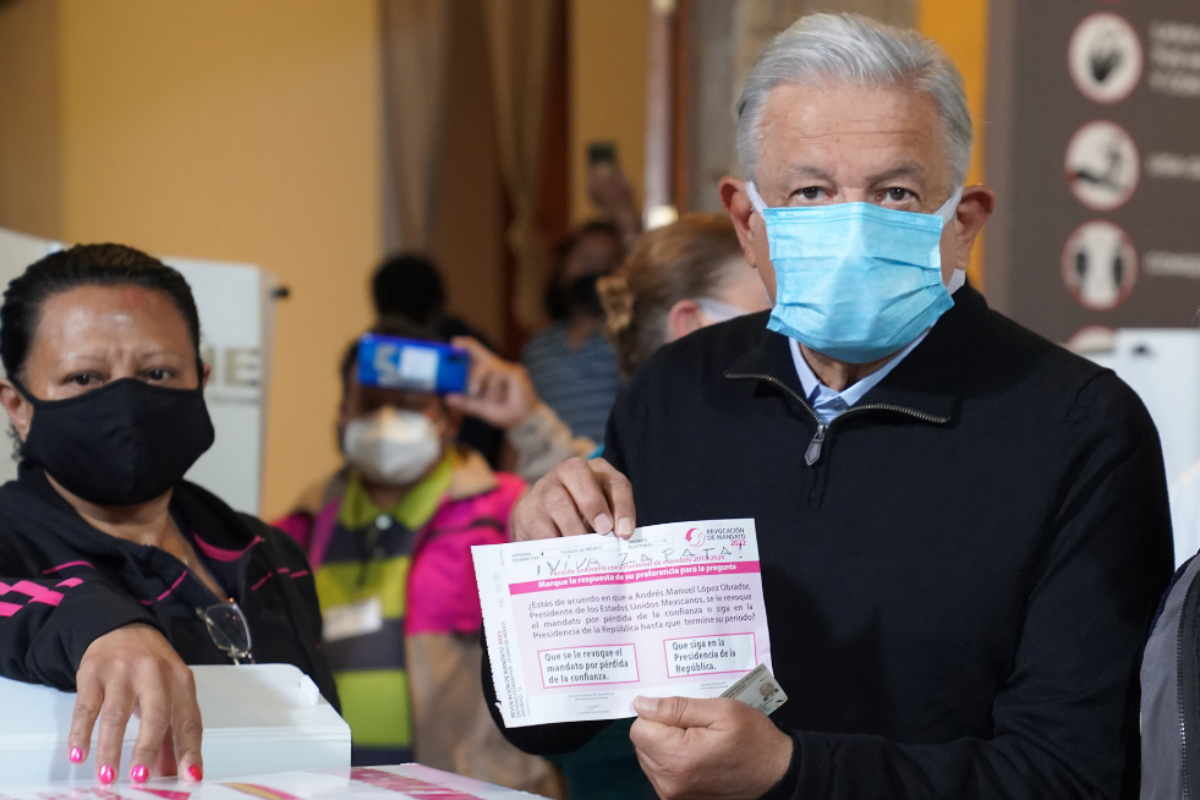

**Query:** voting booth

left=0, top=664, right=350, bottom=783
left=0, top=227, right=275, bottom=515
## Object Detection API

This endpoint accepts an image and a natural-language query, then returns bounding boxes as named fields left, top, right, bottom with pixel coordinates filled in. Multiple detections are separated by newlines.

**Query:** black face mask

left=567, top=274, right=605, bottom=316
left=16, top=377, right=215, bottom=506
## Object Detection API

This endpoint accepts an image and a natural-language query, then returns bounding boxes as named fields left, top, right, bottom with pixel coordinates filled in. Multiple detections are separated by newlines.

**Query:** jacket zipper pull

left=805, top=424, right=827, bottom=466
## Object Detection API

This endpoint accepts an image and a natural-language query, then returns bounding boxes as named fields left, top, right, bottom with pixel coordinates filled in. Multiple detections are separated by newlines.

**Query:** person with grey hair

left=484, top=13, right=1172, bottom=799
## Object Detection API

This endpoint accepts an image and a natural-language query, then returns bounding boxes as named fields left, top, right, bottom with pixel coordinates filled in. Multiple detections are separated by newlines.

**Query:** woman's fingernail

left=617, top=517, right=633, bottom=536
left=98, top=765, right=115, bottom=785
left=187, top=764, right=203, bottom=782
left=593, top=514, right=614, bottom=534
left=633, top=696, right=658, bottom=714
left=131, top=764, right=149, bottom=783
left=69, top=747, right=84, bottom=764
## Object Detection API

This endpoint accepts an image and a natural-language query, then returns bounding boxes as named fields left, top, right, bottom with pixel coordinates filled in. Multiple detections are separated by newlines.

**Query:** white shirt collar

left=790, top=331, right=930, bottom=424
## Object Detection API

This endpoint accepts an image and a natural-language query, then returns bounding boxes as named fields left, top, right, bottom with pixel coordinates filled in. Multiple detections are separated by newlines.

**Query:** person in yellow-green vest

left=275, top=320, right=559, bottom=795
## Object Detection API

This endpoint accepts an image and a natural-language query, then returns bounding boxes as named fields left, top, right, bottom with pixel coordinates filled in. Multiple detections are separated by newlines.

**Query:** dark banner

left=986, top=0, right=1200, bottom=345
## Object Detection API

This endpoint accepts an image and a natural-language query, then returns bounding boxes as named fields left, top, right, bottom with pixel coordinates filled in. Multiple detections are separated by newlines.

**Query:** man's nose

left=835, top=188, right=870, bottom=204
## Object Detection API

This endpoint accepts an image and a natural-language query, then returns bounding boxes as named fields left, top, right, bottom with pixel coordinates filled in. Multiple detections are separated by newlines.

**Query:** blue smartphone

left=357, top=334, right=470, bottom=394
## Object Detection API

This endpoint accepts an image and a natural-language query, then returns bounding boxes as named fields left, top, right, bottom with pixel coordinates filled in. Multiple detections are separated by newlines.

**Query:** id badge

left=720, top=663, right=788, bottom=716
left=323, top=597, right=384, bottom=642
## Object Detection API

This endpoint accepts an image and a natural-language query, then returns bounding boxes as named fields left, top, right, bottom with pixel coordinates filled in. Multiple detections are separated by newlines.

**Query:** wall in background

left=568, top=0, right=650, bottom=225
left=0, top=0, right=383, bottom=519
left=917, top=0, right=989, bottom=290
left=0, top=0, right=60, bottom=240
left=428, top=0, right=506, bottom=349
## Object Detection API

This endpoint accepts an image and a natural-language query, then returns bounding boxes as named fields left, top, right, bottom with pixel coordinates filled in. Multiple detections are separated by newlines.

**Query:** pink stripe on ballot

left=508, top=560, right=760, bottom=595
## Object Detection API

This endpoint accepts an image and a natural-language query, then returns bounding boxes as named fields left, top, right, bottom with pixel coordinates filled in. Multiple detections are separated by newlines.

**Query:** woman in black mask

left=0, top=245, right=335, bottom=786
left=522, top=222, right=625, bottom=444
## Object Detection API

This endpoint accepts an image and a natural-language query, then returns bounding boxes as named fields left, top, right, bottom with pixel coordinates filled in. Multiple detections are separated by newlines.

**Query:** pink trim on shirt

left=192, top=534, right=262, bottom=563
left=156, top=572, right=188, bottom=602
left=9, top=580, right=63, bottom=606
left=42, top=561, right=95, bottom=575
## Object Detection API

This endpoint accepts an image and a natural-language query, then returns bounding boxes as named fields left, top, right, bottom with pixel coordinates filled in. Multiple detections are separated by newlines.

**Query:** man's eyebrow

left=865, top=164, right=924, bottom=184
left=782, top=165, right=836, bottom=182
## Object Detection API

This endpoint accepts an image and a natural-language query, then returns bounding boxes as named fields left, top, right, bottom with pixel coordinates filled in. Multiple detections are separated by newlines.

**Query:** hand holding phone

left=357, top=335, right=470, bottom=394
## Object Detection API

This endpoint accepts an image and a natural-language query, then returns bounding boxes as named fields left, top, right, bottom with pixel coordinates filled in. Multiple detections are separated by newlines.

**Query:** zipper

left=1180, top=570, right=1200, bottom=799
left=726, top=371, right=951, bottom=466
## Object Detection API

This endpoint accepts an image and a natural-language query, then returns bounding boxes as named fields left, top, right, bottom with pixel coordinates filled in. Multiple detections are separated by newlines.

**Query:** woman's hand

left=70, top=623, right=203, bottom=783
left=445, top=337, right=541, bottom=430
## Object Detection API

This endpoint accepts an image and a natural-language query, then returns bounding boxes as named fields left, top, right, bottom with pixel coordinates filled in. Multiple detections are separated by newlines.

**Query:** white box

left=0, top=663, right=349, bottom=783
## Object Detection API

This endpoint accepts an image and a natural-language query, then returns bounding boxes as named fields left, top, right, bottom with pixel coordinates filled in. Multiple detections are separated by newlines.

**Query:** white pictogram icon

left=1065, top=120, right=1140, bottom=211
left=1061, top=220, right=1139, bottom=311
left=1068, top=12, right=1143, bottom=104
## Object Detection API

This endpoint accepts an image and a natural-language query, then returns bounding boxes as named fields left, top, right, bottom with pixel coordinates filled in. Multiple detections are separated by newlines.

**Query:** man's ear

left=950, top=184, right=996, bottom=271
left=201, top=362, right=212, bottom=390
left=720, top=177, right=760, bottom=269
left=0, top=379, right=32, bottom=442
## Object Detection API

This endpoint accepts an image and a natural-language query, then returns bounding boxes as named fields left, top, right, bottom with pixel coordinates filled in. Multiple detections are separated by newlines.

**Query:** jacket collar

left=11, top=465, right=258, bottom=563
left=725, top=286, right=987, bottom=425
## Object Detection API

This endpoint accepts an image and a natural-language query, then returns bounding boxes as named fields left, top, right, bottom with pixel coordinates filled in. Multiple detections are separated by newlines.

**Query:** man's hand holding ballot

left=481, top=13, right=1173, bottom=800
left=512, top=456, right=636, bottom=541
left=475, top=515, right=791, bottom=799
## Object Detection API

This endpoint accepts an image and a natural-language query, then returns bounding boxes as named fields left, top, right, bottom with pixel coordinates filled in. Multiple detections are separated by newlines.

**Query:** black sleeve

left=770, top=373, right=1173, bottom=799
left=480, top=624, right=613, bottom=755
left=253, top=519, right=326, bottom=646
left=0, top=540, right=157, bottom=690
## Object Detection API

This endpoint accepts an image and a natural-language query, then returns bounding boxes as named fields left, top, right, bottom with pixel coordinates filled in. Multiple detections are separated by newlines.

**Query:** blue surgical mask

left=747, top=182, right=964, bottom=364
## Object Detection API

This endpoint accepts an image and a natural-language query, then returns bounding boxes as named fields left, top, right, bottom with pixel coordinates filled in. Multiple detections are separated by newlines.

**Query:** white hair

left=736, top=13, right=973, bottom=188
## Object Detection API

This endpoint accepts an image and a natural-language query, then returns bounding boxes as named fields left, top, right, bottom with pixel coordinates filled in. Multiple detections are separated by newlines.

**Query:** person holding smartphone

left=274, top=319, right=558, bottom=794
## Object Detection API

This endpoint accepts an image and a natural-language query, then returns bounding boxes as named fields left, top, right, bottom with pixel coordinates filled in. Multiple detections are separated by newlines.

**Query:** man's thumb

left=633, top=695, right=720, bottom=729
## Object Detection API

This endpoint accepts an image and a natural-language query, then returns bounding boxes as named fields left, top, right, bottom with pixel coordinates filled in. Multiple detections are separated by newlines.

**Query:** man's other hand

left=630, top=696, right=793, bottom=800
left=71, top=623, right=203, bottom=783
left=512, top=457, right=636, bottom=540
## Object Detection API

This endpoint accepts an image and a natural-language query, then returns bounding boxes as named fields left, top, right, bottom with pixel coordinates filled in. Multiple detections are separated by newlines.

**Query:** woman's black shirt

left=0, top=466, right=338, bottom=710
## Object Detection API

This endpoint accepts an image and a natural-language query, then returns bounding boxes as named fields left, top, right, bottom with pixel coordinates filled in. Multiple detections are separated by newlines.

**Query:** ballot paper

left=0, top=764, right=539, bottom=798
left=473, top=519, right=772, bottom=727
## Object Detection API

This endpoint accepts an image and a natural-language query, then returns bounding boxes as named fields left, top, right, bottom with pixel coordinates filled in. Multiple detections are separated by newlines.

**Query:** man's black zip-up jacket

left=0, top=467, right=338, bottom=709
left=485, top=286, right=1174, bottom=799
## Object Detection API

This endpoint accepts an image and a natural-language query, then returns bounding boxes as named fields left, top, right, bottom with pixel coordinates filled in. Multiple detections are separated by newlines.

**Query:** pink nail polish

left=69, top=747, right=83, bottom=764
left=98, top=765, right=115, bottom=785
left=187, top=764, right=203, bottom=781
left=131, top=765, right=149, bottom=783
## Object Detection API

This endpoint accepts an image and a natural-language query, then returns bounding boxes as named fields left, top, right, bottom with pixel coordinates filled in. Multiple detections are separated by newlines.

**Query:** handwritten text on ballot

left=472, top=519, right=772, bottom=727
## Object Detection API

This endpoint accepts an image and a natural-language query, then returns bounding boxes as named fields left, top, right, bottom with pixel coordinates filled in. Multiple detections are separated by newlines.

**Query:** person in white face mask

left=273, top=322, right=560, bottom=794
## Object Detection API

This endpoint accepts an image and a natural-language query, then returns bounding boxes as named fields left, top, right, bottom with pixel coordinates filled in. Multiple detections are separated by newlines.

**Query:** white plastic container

left=0, top=663, right=350, bottom=783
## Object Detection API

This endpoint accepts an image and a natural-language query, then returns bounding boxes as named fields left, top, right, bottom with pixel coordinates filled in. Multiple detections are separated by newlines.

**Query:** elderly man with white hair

left=484, top=13, right=1173, bottom=799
